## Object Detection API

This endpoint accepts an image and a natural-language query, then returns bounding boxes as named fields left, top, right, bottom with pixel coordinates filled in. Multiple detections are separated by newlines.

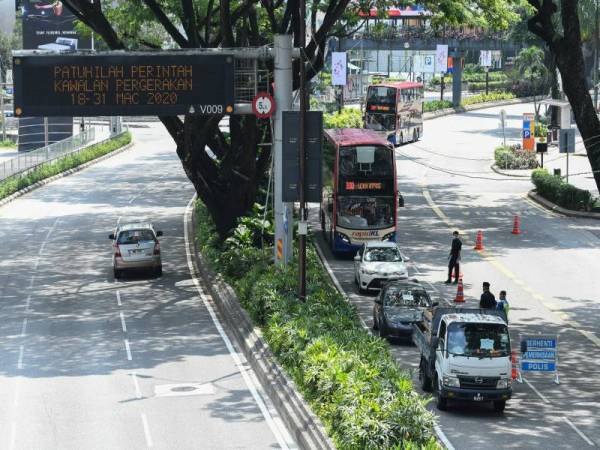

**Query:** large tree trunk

left=529, top=0, right=600, bottom=192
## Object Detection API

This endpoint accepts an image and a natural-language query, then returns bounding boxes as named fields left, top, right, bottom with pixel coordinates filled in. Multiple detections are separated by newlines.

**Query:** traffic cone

left=473, top=230, right=484, bottom=250
left=512, top=215, right=521, bottom=235
left=511, top=351, right=521, bottom=381
left=454, top=276, right=465, bottom=303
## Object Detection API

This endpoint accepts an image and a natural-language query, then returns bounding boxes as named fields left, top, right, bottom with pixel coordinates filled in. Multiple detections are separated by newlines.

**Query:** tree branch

left=181, top=0, right=200, bottom=47
left=142, top=0, right=190, bottom=48
left=220, top=0, right=235, bottom=46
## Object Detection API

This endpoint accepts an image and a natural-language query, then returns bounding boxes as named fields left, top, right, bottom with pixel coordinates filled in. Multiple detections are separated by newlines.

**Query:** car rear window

left=117, top=229, right=155, bottom=244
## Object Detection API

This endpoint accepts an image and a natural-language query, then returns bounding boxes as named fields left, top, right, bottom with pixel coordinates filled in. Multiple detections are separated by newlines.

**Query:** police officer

left=445, top=231, right=462, bottom=284
left=479, top=282, right=497, bottom=309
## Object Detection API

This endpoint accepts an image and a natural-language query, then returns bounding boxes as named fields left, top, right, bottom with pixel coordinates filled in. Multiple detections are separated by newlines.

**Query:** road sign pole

left=566, top=151, right=569, bottom=184
left=273, top=35, right=293, bottom=265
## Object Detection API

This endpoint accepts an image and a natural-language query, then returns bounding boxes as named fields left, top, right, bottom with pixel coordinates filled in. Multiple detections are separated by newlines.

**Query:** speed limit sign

left=252, top=92, right=276, bottom=118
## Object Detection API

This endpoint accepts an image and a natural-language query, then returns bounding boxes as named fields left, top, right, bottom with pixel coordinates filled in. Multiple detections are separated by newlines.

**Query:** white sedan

left=354, top=241, right=409, bottom=293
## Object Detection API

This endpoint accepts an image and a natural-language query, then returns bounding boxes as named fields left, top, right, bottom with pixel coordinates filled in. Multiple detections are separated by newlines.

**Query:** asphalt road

left=314, top=102, right=600, bottom=449
left=0, top=123, right=295, bottom=449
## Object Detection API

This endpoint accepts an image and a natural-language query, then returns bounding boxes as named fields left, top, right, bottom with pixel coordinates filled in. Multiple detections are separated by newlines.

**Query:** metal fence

left=0, top=128, right=95, bottom=181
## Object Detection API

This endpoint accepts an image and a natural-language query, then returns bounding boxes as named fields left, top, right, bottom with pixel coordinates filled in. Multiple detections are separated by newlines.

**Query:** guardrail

left=0, top=128, right=95, bottom=181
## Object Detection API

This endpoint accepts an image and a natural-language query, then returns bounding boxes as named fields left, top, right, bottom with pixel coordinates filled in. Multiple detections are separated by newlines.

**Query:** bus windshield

left=365, top=113, right=395, bottom=132
left=367, top=86, right=396, bottom=108
left=447, top=323, right=510, bottom=358
left=337, top=196, right=394, bottom=230
left=338, top=145, right=393, bottom=178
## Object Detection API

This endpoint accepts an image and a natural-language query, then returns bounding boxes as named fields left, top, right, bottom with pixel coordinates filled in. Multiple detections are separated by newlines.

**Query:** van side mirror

left=156, top=231, right=163, bottom=237
left=398, top=195, right=405, bottom=208
left=354, top=255, right=360, bottom=261
left=109, top=233, right=115, bottom=240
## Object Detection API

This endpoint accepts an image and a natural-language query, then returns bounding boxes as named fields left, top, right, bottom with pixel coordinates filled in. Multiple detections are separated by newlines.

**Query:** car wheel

left=155, top=266, right=163, bottom=277
left=113, top=268, right=121, bottom=279
left=419, top=357, right=432, bottom=392
left=435, top=375, right=448, bottom=411
left=493, top=400, right=506, bottom=413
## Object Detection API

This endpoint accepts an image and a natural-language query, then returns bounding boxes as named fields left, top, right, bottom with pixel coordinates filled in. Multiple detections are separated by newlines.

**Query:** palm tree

left=514, top=46, right=550, bottom=120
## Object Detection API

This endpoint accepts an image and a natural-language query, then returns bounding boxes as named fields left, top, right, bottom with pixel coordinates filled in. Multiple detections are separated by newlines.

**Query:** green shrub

left=424, top=100, right=453, bottom=112
left=462, top=91, right=515, bottom=106
left=323, top=107, right=363, bottom=129
left=0, top=132, right=132, bottom=201
left=0, top=139, right=16, bottom=148
left=494, top=144, right=539, bottom=170
left=194, top=202, right=438, bottom=449
left=467, top=80, right=512, bottom=92
left=531, top=168, right=594, bottom=211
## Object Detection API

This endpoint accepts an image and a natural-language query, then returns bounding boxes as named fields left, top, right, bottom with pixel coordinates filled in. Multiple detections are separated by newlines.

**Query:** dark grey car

left=373, top=280, right=435, bottom=339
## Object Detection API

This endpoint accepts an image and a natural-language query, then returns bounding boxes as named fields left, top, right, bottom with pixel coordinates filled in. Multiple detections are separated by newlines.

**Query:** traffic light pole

left=273, top=35, right=294, bottom=265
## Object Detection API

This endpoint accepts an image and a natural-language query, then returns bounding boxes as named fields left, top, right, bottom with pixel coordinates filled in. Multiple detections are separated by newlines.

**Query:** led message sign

left=14, top=52, right=234, bottom=116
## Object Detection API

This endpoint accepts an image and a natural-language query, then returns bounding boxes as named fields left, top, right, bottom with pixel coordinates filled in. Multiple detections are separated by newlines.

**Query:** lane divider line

left=116, top=290, right=122, bottom=307
left=523, top=378, right=550, bottom=404
left=20, top=318, right=27, bottom=337
left=184, top=197, right=293, bottom=450
left=141, top=413, right=154, bottom=448
left=564, top=417, right=595, bottom=447
left=131, top=373, right=142, bottom=399
left=24, top=295, right=31, bottom=312
left=120, top=312, right=127, bottom=333
left=124, top=339, right=132, bottom=361
left=17, top=346, right=24, bottom=370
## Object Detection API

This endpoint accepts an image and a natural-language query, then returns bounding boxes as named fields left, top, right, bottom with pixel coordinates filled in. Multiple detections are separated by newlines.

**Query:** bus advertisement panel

left=364, top=81, right=424, bottom=146
left=321, top=128, right=402, bottom=254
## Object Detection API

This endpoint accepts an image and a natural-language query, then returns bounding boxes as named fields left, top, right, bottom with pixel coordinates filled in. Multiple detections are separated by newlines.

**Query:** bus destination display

left=13, top=53, right=234, bottom=117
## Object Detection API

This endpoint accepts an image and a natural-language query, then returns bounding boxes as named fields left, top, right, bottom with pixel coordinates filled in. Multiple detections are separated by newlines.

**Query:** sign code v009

left=14, top=52, right=234, bottom=117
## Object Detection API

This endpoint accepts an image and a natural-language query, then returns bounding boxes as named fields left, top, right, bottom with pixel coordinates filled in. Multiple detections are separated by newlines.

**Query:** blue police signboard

left=520, top=334, right=559, bottom=383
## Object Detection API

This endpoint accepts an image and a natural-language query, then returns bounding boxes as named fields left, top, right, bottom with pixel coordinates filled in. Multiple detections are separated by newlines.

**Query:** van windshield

left=447, top=323, right=510, bottom=357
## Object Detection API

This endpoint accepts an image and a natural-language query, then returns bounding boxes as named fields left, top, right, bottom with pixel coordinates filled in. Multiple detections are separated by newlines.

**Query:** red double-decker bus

left=321, top=128, right=403, bottom=254
left=364, top=81, right=424, bottom=146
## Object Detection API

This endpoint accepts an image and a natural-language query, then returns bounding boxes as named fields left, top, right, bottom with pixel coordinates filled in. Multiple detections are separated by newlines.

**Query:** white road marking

left=184, top=197, right=295, bottom=450
left=39, top=218, right=60, bottom=256
left=34, top=258, right=40, bottom=270
left=20, top=318, right=27, bottom=337
left=116, top=290, right=122, bottom=306
left=434, top=424, right=456, bottom=450
left=117, top=216, right=121, bottom=225
left=124, top=339, right=132, bottom=361
left=24, top=295, right=31, bottom=312
left=13, top=381, right=19, bottom=407
left=28, top=276, right=35, bottom=290
left=564, top=417, right=595, bottom=446
left=131, top=373, right=142, bottom=399
left=141, top=413, right=153, bottom=448
left=17, top=346, right=24, bottom=370
left=120, top=311, right=127, bottom=333
left=9, top=421, right=16, bottom=450
left=523, top=377, right=550, bottom=404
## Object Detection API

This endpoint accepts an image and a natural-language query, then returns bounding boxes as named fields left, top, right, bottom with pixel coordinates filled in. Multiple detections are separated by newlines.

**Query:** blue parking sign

left=523, top=129, right=531, bottom=139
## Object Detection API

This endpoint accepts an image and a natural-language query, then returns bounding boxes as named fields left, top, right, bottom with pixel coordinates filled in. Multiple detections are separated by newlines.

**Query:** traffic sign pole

left=299, top=0, right=307, bottom=301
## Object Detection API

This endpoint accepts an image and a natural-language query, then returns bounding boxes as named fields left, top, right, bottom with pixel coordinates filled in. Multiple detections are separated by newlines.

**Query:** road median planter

left=191, top=201, right=437, bottom=450
left=0, top=131, right=132, bottom=207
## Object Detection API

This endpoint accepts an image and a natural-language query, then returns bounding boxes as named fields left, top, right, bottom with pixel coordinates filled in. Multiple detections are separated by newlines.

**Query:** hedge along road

left=313, top=102, right=600, bottom=449
left=0, top=122, right=295, bottom=450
